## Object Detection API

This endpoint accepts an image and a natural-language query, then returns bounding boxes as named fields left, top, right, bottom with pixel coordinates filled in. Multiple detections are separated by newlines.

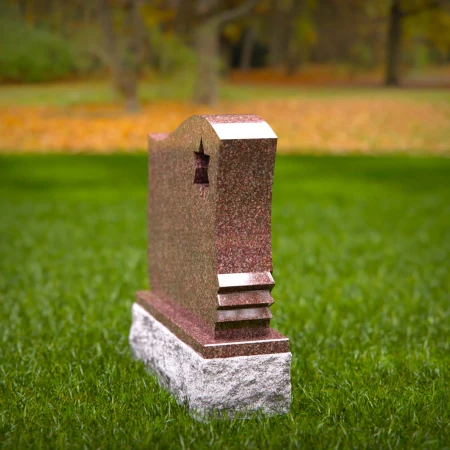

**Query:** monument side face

left=215, top=137, right=276, bottom=275
left=214, top=137, right=277, bottom=338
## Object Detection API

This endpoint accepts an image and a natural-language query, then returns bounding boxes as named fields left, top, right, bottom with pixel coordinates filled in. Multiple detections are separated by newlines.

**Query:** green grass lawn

left=1, top=154, right=449, bottom=448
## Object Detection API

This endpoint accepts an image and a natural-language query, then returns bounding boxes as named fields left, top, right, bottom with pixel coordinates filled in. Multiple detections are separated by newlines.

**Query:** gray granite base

left=129, top=303, right=292, bottom=420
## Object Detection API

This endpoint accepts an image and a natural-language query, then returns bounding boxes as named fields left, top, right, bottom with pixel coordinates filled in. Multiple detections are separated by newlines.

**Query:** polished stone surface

left=145, top=114, right=289, bottom=350
left=136, top=291, right=289, bottom=358
left=129, top=303, right=292, bottom=420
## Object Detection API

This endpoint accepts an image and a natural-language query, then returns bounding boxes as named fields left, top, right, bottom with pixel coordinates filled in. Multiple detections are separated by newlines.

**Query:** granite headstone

left=129, top=114, right=291, bottom=419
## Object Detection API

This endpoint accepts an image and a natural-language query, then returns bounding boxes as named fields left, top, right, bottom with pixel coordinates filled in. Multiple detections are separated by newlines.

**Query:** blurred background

left=0, top=0, right=449, bottom=154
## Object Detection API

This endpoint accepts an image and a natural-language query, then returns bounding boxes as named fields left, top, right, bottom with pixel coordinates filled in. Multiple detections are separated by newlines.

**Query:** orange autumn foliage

left=0, top=96, right=449, bottom=154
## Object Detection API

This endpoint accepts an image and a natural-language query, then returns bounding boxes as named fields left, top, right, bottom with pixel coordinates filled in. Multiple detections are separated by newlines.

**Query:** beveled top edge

left=217, top=290, right=274, bottom=308
left=218, top=272, right=275, bottom=289
left=210, top=122, right=277, bottom=140
left=202, top=114, right=277, bottom=140
left=148, top=114, right=277, bottom=145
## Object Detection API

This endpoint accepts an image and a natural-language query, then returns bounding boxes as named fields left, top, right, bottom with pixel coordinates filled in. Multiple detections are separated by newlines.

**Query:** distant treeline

left=1, top=0, right=449, bottom=109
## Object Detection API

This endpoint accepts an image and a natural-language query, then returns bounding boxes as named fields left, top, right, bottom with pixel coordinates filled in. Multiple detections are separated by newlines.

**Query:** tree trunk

left=284, top=3, right=301, bottom=76
left=120, top=79, right=140, bottom=113
left=130, top=0, right=150, bottom=68
left=285, top=50, right=302, bottom=76
left=193, top=19, right=220, bottom=106
left=114, top=71, right=140, bottom=113
left=267, top=0, right=285, bottom=68
left=193, top=0, right=258, bottom=105
left=124, top=86, right=140, bottom=112
left=385, top=0, right=402, bottom=86
left=98, top=0, right=141, bottom=112
left=221, top=38, right=234, bottom=77
left=240, top=26, right=256, bottom=71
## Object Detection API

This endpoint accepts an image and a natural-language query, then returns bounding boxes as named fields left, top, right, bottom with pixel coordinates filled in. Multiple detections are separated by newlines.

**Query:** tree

left=193, top=0, right=259, bottom=105
left=385, top=0, right=441, bottom=86
left=284, top=1, right=317, bottom=75
left=385, top=0, right=404, bottom=85
left=263, top=0, right=317, bottom=75
left=239, top=23, right=257, bottom=71
left=98, top=0, right=148, bottom=112
left=267, top=0, right=288, bottom=68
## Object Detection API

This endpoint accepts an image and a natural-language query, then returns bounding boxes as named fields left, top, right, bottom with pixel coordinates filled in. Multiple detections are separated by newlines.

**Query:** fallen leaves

left=0, top=96, right=449, bottom=154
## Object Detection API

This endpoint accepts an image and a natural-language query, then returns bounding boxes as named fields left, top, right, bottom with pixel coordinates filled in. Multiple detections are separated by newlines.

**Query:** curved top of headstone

left=149, top=114, right=277, bottom=142
left=146, top=114, right=279, bottom=339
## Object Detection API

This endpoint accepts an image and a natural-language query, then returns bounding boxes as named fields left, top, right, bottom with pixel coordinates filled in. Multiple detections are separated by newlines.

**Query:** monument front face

left=131, top=114, right=291, bottom=418
left=147, top=116, right=220, bottom=326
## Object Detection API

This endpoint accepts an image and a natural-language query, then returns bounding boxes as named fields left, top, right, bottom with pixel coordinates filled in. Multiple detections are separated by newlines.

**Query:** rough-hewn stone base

left=129, top=303, right=292, bottom=420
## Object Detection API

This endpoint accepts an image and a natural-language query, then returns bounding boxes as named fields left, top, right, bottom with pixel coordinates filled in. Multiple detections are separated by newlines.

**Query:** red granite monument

left=130, top=114, right=291, bottom=418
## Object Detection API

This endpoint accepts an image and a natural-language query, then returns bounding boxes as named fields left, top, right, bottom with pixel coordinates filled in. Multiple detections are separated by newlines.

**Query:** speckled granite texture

left=129, top=303, right=292, bottom=420
left=144, top=114, right=290, bottom=352
left=136, top=290, right=289, bottom=359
